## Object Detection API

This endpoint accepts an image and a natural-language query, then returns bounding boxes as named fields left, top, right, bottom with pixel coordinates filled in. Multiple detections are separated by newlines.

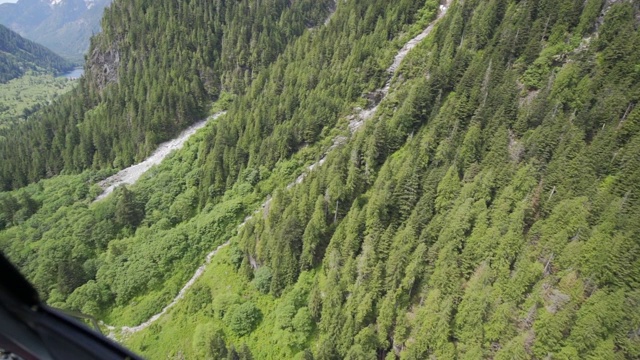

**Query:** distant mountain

left=0, top=0, right=111, bottom=63
left=0, top=24, right=74, bottom=83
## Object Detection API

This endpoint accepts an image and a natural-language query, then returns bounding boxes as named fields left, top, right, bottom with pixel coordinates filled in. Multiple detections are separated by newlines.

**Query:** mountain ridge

left=0, top=0, right=111, bottom=62
left=0, top=23, right=74, bottom=83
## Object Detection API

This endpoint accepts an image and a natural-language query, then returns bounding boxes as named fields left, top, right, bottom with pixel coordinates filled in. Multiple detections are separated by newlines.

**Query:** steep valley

left=0, top=0, right=639, bottom=359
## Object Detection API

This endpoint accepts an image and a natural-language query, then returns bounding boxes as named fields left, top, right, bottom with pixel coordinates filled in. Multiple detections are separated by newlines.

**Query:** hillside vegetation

left=0, top=72, right=75, bottom=128
left=0, top=0, right=639, bottom=359
left=0, top=0, right=334, bottom=190
left=0, top=24, right=74, bottom=83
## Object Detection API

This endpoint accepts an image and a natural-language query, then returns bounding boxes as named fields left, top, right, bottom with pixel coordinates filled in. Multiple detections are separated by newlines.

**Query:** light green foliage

left=494, top=334, right=529, bottom=360
left=530, top=197, right=590, bottom=261
left=192, top=323, right=225, bottom=359
left=65, top=280, right=112, bottom=316
left=550, top=63, right=591, bottom=110
left=435, top=165, right=460, bottom=213
left=455, top=265, right=492, bottom=352
left=252, top=266, right=273, bottom=294
left=403, top=290, right=456, bottom=359
left=522, top=43, right=570, bottom=90
left=275, top=300, right=297, bottom=331
left=300, top=196, right=329, bottom=270
left=212, top=293, right=242, bottom=320
left=532, top=307, right=575, bottom=358
left=183, top=284, right=212, bottom=315
left=291, top=307, right=314, bottom=339
left=0, top=73, right=75, bottom=127
left=168, top=187, right=198, bottom=224
left=567, top=289, right=625, bottom=355
left=225, top=302, right=262, bottom=336
left=459, top=122, right=482, bottom=170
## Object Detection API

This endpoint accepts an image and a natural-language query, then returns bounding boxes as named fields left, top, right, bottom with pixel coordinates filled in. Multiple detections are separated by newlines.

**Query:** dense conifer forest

left=0, top=0, right=334, bottom=190
left=1, top=0, right=639, bottom=359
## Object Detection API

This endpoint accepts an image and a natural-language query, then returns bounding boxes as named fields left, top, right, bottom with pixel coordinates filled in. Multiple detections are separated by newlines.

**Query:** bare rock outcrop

left=87, top=45, right=120, bottom=90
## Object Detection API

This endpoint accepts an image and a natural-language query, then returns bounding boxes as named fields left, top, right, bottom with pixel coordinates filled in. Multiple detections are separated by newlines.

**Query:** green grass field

left=0, top=72, right=76, bottom=129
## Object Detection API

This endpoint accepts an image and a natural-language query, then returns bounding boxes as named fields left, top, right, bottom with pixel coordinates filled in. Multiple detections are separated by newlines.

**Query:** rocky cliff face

left=86, top=44, right=119, bottom=90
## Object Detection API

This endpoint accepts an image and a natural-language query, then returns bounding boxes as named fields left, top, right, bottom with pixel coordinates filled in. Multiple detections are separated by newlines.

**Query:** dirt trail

left=95, top=112, right=226, bottom=201
left=386, top=2, right=450, bottom=75
left=102, top=1, right=452, bottom=339
left=349, top=0, right=451, bottom=132
left=117, top=242, right=230, bottom=335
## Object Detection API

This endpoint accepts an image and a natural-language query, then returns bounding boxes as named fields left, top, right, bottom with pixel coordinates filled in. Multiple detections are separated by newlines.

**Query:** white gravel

left=349, top=0, right=451, bottom=132
left=95, top=112, right=226, bottom=201
left=119, top=241, right=230, bottom=336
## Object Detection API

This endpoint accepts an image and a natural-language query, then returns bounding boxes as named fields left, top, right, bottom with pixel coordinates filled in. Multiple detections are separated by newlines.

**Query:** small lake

left=59, top=68, right=84, bottom=79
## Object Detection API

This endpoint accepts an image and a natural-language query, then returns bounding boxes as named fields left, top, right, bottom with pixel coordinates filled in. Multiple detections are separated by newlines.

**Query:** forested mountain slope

left=0, top=0, right=334, bottom=190
left=0, top=24, right=73, bottom=83
left=1, top=0, right=640, bottom=359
